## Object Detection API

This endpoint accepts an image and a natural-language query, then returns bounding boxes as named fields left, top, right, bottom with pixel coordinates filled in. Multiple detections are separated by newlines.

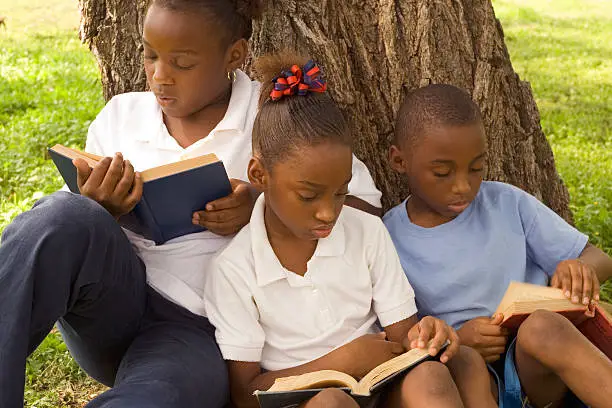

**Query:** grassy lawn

left=0, top=0, right=610, bottom=406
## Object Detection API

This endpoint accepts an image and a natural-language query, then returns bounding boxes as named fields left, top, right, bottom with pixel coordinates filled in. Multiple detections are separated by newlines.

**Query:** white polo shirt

left=204, top=195, right=417, bottom=371
left=83, top=70, right=382, bottom=317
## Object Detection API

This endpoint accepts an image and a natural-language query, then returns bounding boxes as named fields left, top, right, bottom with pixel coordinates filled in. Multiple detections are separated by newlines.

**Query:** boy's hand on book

left=406, top=316, right=460, bottom=363
left=456, top=315, right=509, bottom=363
left=340, top=333, right=404, bottom=379
left=192, top=179, right=257, bottom=236
left=74, top=153, right=143, bottom=218
left=551, top=259, right=600, bottom=306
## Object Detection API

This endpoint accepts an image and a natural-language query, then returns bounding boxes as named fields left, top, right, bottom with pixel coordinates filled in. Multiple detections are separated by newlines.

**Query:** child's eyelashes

left=471, top=167, right=484, bottom=173
left=296, top=191, right=349, bottom=202
left=433, top=172, right=450, bottom=178
left=297, top=192, right=318, bottom=202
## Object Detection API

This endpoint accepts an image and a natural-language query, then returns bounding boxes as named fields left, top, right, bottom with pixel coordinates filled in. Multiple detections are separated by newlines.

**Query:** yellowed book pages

left=265, top=343, right=438, bottom=397
left=49, top=144, right=102, bottom=168
left=495, top=281, right=587, bottom=323
left=268, top=370, right=358, bottom=393
left=49, top=144, right=219, bottom=183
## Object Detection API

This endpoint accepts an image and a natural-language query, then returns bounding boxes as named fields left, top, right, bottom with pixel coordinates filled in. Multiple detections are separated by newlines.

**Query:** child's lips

left=155, top=94, right=177, bottom=107
left=311, top=225, right=334, bottom=238
left=447, top=201, right=469, bottom=213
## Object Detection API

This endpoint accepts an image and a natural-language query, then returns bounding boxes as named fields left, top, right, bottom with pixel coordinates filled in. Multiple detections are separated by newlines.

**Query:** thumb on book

left=490, top=313, right=504, bottom=325
left=73, top=158, right=92, bottom=188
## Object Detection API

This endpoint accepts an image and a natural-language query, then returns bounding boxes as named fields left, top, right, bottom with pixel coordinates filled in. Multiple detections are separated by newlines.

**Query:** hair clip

left=270, top=60, right=327, bottom=101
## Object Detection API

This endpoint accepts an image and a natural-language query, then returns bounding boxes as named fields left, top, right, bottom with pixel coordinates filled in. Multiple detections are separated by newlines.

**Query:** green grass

left=0, top=4, right=107, bottom=405
left=0, top=0, right=611, bottom=406
left=492, top=0, right=612, bottom=255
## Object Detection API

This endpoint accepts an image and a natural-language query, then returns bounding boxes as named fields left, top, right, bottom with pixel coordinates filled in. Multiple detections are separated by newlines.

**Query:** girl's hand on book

left=406, top=316, right=460, bottom=363
left=551, top=259, right=600, bottom=306
left=456, top=315, right=509, bottom=363
left=192, top=179, right=258, bottom=236
left=74, top=153, right=143, bottom=218
left=340, top=333, right=404, bottom=379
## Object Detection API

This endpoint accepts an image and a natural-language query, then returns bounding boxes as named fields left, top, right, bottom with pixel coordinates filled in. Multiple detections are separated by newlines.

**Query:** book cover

left=48, top=145, right=232, bottom=245
left=577, top=304, right=612, bottom=360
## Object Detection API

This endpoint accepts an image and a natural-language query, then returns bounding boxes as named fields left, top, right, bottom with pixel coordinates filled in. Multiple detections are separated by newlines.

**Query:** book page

left=354, top=341, right=447, bottom=396
left=496, top=281, right=569, bottom=318
left=266, top=370, right=358, bottom=393
left=140, top=153, right=220, bottom=182
left=49, top=144, right=102, bottom=168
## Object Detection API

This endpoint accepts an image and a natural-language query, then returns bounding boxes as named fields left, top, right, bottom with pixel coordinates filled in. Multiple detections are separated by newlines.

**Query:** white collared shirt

left=204, top=195, right=417, bottom=371
left=83, top=70, right=382, bottom=316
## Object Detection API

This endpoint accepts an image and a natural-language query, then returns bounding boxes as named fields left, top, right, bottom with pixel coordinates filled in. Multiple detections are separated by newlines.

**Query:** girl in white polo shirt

left=0, top=1, right=382, bottom=408
left=204, top=54, right=498, bottom=408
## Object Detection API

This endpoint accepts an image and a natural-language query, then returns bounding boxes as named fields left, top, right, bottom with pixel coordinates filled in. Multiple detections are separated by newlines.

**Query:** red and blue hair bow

left=270, top=60, right=328, bottom=101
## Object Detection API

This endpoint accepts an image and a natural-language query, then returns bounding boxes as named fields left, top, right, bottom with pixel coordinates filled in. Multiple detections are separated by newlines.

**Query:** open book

left=496, top=281, right=611, bottom=359
left=48, top=144, right=232, bottom=245
left=254, top=342, right=448, bottom=408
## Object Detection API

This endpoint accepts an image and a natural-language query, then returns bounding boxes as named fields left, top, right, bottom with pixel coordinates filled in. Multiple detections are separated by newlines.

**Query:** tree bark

left=78, top=0, right=572, bottom=219
left=79, top=0, right=150, bottom=101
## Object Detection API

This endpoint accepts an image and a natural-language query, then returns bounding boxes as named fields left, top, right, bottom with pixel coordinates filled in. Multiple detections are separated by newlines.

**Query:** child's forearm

left=230, top=349, right=350, bottom=408
left=383, top=315, right=419, bottom=346
left=580, top=243, right=612, bottom=283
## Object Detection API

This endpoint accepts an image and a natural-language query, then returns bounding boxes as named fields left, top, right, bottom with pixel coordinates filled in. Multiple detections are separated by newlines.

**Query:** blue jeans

left=490, top=338, right=587, bottom=408
left=0, top=192, right=228, bottom=408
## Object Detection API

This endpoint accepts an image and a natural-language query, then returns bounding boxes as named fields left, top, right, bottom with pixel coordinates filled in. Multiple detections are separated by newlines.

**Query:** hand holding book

left=405, top=316, right=460, bottom=364
left=192, top=178, right=257, bottom=236
left=551, top=258, right=600, bottom=306
left=457, top=314, right=510, bottom=363
left=73, top=153, right=143, bottom=218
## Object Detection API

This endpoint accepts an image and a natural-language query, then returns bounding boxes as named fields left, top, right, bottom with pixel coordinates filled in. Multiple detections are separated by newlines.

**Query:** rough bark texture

left=79, top=0, right=150, bottom=101
left=78, top=0, right=571, bottom=219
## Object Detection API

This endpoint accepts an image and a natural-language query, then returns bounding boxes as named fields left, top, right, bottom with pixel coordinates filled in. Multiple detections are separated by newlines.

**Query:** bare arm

left=579, top=243, right=612, bottom=283
left=227, top=351, right=350, bottom=408
left=227, top=333, right=403, bottom=408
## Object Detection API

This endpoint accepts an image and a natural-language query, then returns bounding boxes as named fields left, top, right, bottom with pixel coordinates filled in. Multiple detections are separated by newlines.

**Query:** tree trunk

left=78, top=0, right=572, bottom=219
left=79, top=0, right=150, bottom=101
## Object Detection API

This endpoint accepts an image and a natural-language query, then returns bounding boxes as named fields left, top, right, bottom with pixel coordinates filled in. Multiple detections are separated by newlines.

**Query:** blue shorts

left=489, top=338, right=587, bottom=408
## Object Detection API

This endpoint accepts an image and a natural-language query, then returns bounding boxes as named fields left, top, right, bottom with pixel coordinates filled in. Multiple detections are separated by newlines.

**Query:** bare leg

left=446, top=346, right=498, bottom=408
left=384, top=361, right=464, bottom=408
left=515, top=309, right=612, bottom=408
left=301, top=389, right=359, bottom=408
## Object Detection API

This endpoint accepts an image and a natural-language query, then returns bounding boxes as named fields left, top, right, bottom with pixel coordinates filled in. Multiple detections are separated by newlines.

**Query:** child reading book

left=0, top=2, right=384, bottom=407
left=204, top=54, right=497, bottom=408
left=383, top=84, right=612, bottom=408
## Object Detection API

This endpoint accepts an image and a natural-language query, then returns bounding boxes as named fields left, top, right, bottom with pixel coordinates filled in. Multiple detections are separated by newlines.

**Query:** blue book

left=48, top=144, right=232, bottom=245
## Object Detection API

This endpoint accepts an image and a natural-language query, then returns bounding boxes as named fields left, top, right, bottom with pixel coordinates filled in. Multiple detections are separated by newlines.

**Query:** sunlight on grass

left=493, top=0, right=612, bottom=255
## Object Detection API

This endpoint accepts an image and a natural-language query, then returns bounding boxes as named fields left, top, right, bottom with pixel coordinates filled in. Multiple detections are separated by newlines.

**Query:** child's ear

left=389, top=144, right=409, bottom=174
left=226, top=38, right=248, bottom=72
left=248, top=156, right=268, bottom=190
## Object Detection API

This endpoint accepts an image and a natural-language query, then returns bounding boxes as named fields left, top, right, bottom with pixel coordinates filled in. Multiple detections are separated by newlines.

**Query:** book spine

left=134, top=196, right=165, bottom=245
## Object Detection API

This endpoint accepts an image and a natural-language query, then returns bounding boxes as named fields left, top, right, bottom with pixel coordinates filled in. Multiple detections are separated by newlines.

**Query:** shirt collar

left=137, top=69, right=254, bottom=147
left=250, top=194, right=346, bottom=287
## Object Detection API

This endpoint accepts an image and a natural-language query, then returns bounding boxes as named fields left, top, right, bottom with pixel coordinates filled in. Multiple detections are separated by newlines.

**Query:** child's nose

left=152, top=62, right=173, bottom=85
left=315, top=199, right=337, bottom=224
left=453, top=176, right=471, bottom=195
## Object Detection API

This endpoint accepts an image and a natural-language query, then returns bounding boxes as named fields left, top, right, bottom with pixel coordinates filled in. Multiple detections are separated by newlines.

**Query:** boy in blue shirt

left=383, top=84, right=612, bottom=408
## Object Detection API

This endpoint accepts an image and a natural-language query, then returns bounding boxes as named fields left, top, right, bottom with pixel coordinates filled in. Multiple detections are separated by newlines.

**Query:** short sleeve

left=518, top=189, right=588, bottom=275
left=368, top=220, right=418, bottom=326
left=348, top=155, right=382, bottom=208
left=204, top=258, right=265, bottom=362
left=84, top=99, right=114, bottom=156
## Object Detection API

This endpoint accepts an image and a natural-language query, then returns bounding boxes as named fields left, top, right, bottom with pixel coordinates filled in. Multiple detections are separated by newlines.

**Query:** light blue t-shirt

left=383, top=181, right=589, bottom=329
